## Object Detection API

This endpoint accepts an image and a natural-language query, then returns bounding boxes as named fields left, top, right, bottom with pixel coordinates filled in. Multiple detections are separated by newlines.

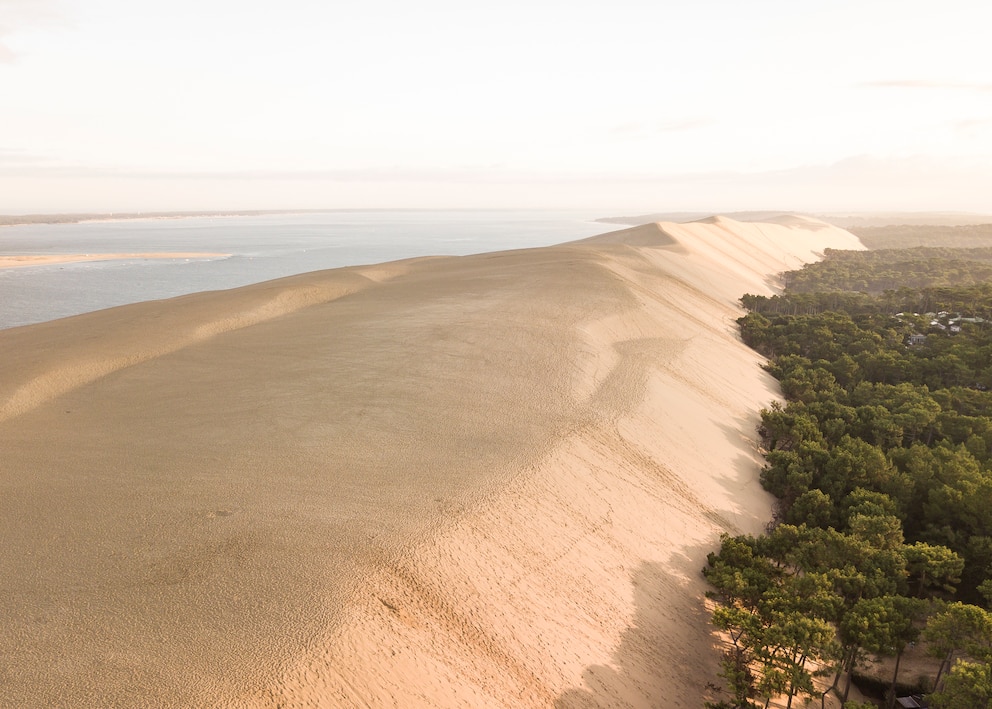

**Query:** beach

left=0, top=216, right=864, bottom=707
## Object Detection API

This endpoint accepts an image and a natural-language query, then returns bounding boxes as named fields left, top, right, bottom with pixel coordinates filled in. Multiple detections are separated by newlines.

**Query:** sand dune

left=0, top=216, right=863, bottom=707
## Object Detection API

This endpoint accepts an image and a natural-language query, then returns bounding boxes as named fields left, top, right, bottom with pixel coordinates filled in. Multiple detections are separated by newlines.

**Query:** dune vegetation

left=706, top=233, right=992, bottom=708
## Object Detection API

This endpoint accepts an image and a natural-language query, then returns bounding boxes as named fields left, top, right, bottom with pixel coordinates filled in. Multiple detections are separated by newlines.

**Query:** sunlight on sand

left=0, top=216, right=864, bottom=707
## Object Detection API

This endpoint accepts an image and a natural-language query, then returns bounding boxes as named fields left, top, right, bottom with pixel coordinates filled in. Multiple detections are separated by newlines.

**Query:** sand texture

left=0, top=216, right=864, bottom=707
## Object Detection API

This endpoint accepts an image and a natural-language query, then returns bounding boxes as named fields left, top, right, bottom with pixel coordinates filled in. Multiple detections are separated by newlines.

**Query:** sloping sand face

left=0, top=216, right=863, bottom=707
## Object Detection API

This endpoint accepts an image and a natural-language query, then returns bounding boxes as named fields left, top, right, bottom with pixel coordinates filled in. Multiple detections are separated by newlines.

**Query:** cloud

left=655, top=155, right=992, bottom=212
left=611, top=118, right=713, bottom=138
left=0, top=0, right=63, bottom=22
left=954, top=117, right=992, bottom=133
left=0, top=22, right=18, bottom=64
left=0, top=148, right=83, bottom=175
left=0, top=0, right=66, bottom=63
left=0, top=148, right=50, bottom=164
left=3, top=153, right=991, bottom=214
left=0, top=158, right=544, bottom=183
left=860, top=79, right=992, bottom=93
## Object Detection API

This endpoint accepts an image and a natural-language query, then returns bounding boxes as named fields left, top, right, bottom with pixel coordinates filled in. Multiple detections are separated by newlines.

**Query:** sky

left=1, top=0, right=991, bottom=214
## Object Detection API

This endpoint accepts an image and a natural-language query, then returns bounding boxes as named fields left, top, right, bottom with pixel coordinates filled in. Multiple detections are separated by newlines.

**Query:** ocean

left=0, top=210, right=612, bottom=329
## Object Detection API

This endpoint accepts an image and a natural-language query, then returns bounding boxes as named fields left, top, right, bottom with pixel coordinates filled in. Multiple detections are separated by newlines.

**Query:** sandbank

left=0, top=252, right=231, bottom=269
left=0, top=209, right=317, bottom=227
left=0, top=216, right=864, bottom=707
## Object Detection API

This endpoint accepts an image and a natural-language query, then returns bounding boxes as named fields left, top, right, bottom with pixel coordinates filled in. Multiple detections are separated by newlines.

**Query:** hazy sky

left=1, top=0, right=990, bottom=213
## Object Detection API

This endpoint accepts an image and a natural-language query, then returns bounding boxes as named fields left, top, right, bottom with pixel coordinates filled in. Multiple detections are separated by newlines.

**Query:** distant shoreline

left=0, top=208, right=583, bottom=228
left=8, top=209, right=992, bottom=231
left=0, top=209, right=352, bottom=227
left=598, top=210, right=992, bottom=228
left=0, top=253, right=232, bottom=269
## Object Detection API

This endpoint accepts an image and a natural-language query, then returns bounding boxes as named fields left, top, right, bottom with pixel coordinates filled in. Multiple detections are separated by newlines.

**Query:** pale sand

left=0, top=216, right=864, bottom=708
left=0, top=252, right=231, bottom=269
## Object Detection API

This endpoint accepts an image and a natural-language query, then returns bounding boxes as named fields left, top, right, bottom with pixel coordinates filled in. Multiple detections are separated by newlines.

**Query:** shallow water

left=0, top=210, right=609, bottom=329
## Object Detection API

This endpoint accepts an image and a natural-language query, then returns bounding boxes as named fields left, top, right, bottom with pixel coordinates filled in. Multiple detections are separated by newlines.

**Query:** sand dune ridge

left=0, top=216, right=863, bottom=707
left=261, top=217, right=864, bottom=707
left=0, top=260, right=422, bottom=424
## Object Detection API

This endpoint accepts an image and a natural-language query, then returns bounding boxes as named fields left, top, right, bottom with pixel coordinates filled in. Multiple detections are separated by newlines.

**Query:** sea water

left=0, top=210, right=612, bottom=329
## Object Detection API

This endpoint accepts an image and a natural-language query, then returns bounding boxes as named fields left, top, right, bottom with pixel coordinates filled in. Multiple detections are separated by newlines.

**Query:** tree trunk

left=821, top=685, right=838, bottom=709
left=842, top=647, right=856, bottom=702
left=888, top=648, right=904, bottom=708
left=933, top=650, right=953, bottom=690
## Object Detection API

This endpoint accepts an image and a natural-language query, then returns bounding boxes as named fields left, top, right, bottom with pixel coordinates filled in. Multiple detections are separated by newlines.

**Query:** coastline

left=0, top=207, right=595, bottom=229
left=0, top=252, right=232, bottom=269
left=0, top=209, right=317, bottom=227
left=0, top=216, right=865, bottom=707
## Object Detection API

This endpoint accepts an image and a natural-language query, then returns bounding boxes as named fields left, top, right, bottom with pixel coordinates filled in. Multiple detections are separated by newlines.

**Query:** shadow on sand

left=554, top=408, right=773, bottom=708
left=555, top=547, right=723, bottom=709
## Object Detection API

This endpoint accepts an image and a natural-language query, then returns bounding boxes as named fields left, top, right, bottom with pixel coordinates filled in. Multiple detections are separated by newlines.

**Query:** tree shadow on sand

left=555, top=547, right=725, bottom=709
left=555, top=410, right=773, bottom=708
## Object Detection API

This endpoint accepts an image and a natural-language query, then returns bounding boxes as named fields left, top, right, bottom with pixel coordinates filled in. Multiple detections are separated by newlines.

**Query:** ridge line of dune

left=0, top=217, right=869, bottom=707
left=0, top=260, right=425, bottom=423
left=262, top=218, right=867, bottom=707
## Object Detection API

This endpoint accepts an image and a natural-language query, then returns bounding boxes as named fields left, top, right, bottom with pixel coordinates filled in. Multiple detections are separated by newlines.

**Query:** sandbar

left=0, top=252, right=231, bottom=269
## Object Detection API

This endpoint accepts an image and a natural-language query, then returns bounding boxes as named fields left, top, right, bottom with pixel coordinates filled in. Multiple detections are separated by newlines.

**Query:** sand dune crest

left=0, top=260, right=423, bottom=423
left=574, top=222, right=686, bottom=250
left=261, top=218, right=863, bottom=707
left=0, top=217, right=863, bottom=707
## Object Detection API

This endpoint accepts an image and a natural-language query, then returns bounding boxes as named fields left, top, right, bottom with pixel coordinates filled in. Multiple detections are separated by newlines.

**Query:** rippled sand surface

left=0, top=216, right=863, bottom=707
